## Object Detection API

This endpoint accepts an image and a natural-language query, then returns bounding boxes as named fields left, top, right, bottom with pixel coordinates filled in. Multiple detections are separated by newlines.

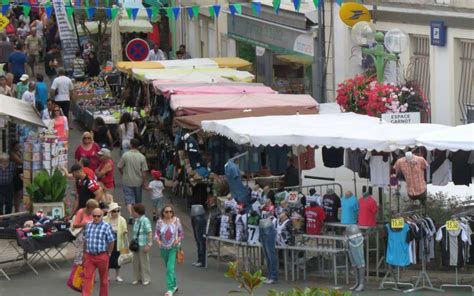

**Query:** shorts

left=152, top=198, right=163, bottom=210
left=347, top=235, right=365, bottom=268
left=123, top=186, right=142, bottom=205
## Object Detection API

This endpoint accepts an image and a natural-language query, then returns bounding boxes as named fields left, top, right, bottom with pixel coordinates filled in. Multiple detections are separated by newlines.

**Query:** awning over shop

left=171, top=94, right=318, bottom=116
left=174, top=106, right=317, bottom=129
left=201, top=113, right=448, bottom=151
left=116, top=57, right=251, bottom=73
left=78, top=9, right=152, bottom=35
left=133, top=68, right=255, bottom=83
left=416, top=123, right=474, bottom=151
left=0, top=95, right=46, bottom=127
left=156, top=82, right=275, bottom=96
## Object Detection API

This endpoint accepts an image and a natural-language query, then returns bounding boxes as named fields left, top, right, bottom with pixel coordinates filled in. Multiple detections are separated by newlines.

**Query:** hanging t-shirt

left=322, top=147, right=344, bottom=168
left=393, top=155, right=428, bottom=196
left=358, top=196, right=378, bottom=227
left=306, top=193, right=322, bottom=206
left=341, top=195, right=359, bottom=224
left=276, top=219, right=293, bottom=246
left=185, top=135, right=203, bottom=169
left=266, top=146, right=290, bottom=175
left=247, top=212, right=261, bottom=245
left=235, top=214, right=247, bottom=242
left=223, top=198, right=238, bottom=213
left=322, top=193, right=341, bottom=222
left=219, top=215, right=231, bottom=239
left=304, top=206, right=326, bottom=235
left=345, top=149, right=366, bottom=173
left=451, top=151, right=472, bottom=186
left=385, top=223, right=411, bottom=267
left=368, top=154, right=391, bottom=187
left=436, top=225, right=469, bottom=267
left=429, top=151, right=452, bottom=186
left=224, top=160, right=249, bottom=204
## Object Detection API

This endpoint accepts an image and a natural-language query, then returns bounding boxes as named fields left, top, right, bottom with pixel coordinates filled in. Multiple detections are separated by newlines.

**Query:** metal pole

left=313, top=0, right=326, bottom=103
left=170, top=0, right=177, bottom=58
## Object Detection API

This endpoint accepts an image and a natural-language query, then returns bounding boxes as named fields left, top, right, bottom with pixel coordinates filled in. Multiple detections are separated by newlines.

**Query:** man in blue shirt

left=8, top=43, right=27, bottom=83
left=83, top=208, right=115, bottom=296
left=341, top=191, right=359, bottom=224
left=35, top=73, right=48, bottom=110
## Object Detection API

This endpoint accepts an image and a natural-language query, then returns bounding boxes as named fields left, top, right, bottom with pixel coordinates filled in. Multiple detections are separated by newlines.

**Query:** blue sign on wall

left=430, top=21, right=446, bottom=47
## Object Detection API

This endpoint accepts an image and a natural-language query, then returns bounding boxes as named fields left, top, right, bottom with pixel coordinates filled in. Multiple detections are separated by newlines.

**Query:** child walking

left=147, top=170, right=164, bottom=221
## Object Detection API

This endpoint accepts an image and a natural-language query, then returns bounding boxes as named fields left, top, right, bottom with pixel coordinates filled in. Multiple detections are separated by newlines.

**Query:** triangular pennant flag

left=313, top=0, right=320, bottom=9
left=105, top=0, right=109, bottom=8
left=95, top=0, right=99, bottom=7
left=166, top=7, right=173, bottom=19
left=86, top=7, right=96, bottom=20
left=234, top=3, right=242, bottom=15
left=251, top=1, right=261, bottom=16
left=336, top=0, right=343, bottom=5
left=75, top=0, right=81, bottom=7
left=172, top=7, right=180, bottom=20
left=111, top=7, right=119, bottom=21
left=186, top=6, right=194, bottom=19
left=229, top=4, right=236, bottom=16
left=191, top=5, right=199, bottom=19
left=145, top=7, right=158, bottom=21
left=212, top=5, right=220, bottom=18
left=208, top=6, right=214, bottom=18
left=292, top=0, right=301, bottom=11
left=22, top=4, right=31, bottom=16
left=1, top=4, right=9, bottom=15
left=273, top=0, right=281, bottom=15
left=1, top=0, right=7, bottom=5
left=126, top=8, right=139, bottom=21
left=44, top=4, right=53, bottom=19
left=85, top=0, right=89, bottom=7
left=105, top=7, right=112, bottom=20
left=66, top=6, right=75, bottom=19
left=146, top=7, right=153, bottom=20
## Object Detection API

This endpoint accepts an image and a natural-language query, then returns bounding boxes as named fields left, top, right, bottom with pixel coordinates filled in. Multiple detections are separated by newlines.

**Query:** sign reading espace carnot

left=382, top=112, right=420, bottom=124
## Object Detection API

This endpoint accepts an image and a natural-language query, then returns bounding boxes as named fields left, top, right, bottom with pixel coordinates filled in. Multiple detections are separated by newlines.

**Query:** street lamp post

left=362, top=32, right=397, bottom=83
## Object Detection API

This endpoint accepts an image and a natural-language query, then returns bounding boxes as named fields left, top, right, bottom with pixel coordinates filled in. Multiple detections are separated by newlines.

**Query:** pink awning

left=170, top=93, right=319, bottom=116
left=157, top=83, right=277, bottom=97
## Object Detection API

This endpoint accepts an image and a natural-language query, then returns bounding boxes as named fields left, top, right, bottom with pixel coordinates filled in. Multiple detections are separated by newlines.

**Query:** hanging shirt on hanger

left=185, top=135, right=203, bottom=169
left=322, top=192, right=341, bottom=222
left=322, top=147, right=344, bottom=168
left=393, top=155, right=428, bottom=196
left=430, top=151, right=452, bottom=186
left=358, top=195, right=378, bottom=227
left=436, top=225, right=469, bottom=267
left=266, top=146, right=290, bottom=175
left=385, top=223, right=412, bottom=267
left=341, top=194, right=359, bottom=224
left=304, top=205, right=326, bottom=235
left=451, top=151, right=472, bottom=186
left=367, top=153, right=391, bottom=188
left=224, top=160, right=249, bottom=204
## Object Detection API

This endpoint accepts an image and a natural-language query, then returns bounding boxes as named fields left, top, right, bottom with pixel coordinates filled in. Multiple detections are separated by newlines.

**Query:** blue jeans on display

left=259, top=224, right=278, bottom=281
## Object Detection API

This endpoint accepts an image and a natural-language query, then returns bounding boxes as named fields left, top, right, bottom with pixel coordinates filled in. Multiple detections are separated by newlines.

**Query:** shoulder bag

left=174, top=218, right=184, bottom=264
left=129, top=221, right=141, bottom=252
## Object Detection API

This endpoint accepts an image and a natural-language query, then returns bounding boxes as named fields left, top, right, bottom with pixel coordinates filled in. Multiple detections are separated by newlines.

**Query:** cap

left=108, top=202, right=121, bottom=212
left=97, top=148, right=111, bottom=158
left=151, top=169, right=162, bottom=179
left=20, top=74, right=29, bottom=82
left=69, top=164, right=83, bottom=173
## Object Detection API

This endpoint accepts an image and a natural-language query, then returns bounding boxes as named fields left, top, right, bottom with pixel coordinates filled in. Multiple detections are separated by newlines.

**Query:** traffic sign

left=0, top=14, right=10, bottom=31
left=126, top=38, right=150, bottom=61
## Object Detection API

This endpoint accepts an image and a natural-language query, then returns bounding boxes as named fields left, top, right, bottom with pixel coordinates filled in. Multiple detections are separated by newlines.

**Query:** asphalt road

left=0, top=122, right=472, bottom=296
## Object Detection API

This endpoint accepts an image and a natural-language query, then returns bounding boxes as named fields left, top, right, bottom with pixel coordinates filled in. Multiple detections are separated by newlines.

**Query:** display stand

left=379, top=265, right=414, bottom=291
left=439, top=267, right=474, bottom=292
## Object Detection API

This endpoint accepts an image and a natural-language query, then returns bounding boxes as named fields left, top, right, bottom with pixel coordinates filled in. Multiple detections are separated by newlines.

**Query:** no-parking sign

left=126, top=38, right=150, bottom=61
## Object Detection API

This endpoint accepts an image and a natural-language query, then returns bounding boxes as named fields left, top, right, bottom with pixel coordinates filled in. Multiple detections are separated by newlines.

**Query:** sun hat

left=20, top=74, right=29, bottom=81
left=108, top=202, right=121, bottom=212
left=97, top=148, right=111, bottom=158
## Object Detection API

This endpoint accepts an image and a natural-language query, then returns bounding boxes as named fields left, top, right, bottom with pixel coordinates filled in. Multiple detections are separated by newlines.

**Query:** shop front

left=227, top=6, right=316, bottom=97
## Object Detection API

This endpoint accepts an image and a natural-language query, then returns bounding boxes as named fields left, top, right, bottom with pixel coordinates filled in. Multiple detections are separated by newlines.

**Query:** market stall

left=132, top=68, right=255, bottom=83
left=155, top=82, right=276, bottom=97
left=416, top=123, right=474, bottom=151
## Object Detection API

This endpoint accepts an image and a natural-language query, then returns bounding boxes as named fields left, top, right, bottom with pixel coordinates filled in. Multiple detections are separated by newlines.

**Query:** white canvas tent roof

left=416, top=123, right=474, bottom=151
left=201, top=113, right=448, bottom=152
left=0, top=95, right=45, bottom=127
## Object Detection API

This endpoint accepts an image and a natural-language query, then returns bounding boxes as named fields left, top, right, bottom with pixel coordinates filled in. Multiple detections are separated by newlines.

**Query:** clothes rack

left=439, top=267, right=474, bottom=292
left=451, top=208, right=474, bottom=218
left=379, top=266, right=414, bottom=291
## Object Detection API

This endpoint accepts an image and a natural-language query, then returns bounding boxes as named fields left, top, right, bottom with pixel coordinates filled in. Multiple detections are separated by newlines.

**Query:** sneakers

left=128, top=218, right=134, bottom=225
left=173, top=287, right=178, bottom=293
left=143, top=281, right=150, bottom=286
left=116, top=276, right=123, bottom=282
left=264, top=279, right=276, bottom=284
left=193, top=262, right=204, bottom=267
left=132, top=281, right=139, bottom=285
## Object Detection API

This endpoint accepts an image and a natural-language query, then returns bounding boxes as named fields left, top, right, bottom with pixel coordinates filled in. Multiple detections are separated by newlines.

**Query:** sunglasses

left=164, top=210, right=173, bottom=213
left=54, top=109, right=60, bottom=112
left=83, top=137, right=91, bottom=140
left=111, top=210, right=120, bottom=213
left=92, top=215, right=102, bottom=218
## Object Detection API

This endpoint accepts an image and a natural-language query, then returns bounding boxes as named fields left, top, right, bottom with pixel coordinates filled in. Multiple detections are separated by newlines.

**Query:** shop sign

left=381, top=112, right=420, bottom=124
left=391, top=217, right=404, bottom=229
left=293, top=34, right=314, bottom=56
left=446, top=220, right=460, bottom=231
left=228, top=15, right=313, bottom=56
left=126, top=38, right=150, bottom=61
left=52, top=0, right=79, bottom=71
left=0, top=15, right=9, bottom=31
left=339, top=2, right=371, bottom=28
left=430, top=21, right=446, bottom=47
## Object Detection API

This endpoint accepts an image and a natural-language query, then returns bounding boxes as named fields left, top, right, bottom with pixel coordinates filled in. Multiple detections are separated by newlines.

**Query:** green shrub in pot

left=26, top=169, right=67, bottom=203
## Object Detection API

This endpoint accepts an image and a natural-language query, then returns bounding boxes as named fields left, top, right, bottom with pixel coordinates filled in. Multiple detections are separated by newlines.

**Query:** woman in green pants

left=155, top=205, right=184, bottom=296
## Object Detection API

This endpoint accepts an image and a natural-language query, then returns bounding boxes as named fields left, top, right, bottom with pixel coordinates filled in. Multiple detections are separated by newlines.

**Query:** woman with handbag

left=104, top=202, right=127, bottom=282
left=155, top=205, right=184, bottom=296
left=71, top=199, right=99, bottom=265
left=131, top=203, right=153, bottom=285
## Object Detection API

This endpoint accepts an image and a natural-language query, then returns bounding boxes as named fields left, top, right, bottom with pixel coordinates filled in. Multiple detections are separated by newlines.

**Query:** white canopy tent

left=201, top=113, right=448, bottom=152
left=416, top=123, right=474, bottom=151
left=0, top=95, right=45, bottom=127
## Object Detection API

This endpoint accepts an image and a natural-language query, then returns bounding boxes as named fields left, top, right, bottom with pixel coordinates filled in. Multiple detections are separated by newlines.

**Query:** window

left=457, top=40, right=474, bottom=124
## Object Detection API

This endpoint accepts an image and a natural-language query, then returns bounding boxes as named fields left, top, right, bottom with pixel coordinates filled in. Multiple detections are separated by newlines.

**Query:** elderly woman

left=95, top=148, right=114, bottom=193
left=0, top=153, right=15, bottom=215
left=131, top=203, right=153, bottom=286
left=75, top=131, right=101, bottom=171
left=104, top=202, right=127, bottom=282
left=71, top=199, right=99, bottom=264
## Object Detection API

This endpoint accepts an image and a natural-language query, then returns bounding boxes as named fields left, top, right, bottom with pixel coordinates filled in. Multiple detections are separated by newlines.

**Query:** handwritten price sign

left=391, top=218, right=404, bottom=229
left=446, top=220, right=460, bottom=231
left=0, top=15, right=10, bottom=31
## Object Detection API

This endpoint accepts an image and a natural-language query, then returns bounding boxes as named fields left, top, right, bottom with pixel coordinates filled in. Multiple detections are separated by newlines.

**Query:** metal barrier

left=271, top=182, right=344, bottom=198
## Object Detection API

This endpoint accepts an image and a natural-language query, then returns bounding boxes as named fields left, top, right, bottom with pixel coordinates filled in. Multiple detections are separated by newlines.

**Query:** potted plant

left=26, top=169, right=67, bottom=218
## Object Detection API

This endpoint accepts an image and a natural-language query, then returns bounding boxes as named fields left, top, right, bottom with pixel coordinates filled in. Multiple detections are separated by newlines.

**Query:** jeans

left=191, top=214, right=207, bottom=264
left=259, top=224, right=278, bottom=281
left=123, top=186, right=142, bottom=205
left=160, top=247, right=178, bottom=292
left=82, top=252, right=109, bottom=296
left=0, top=184, right=13, bottom=215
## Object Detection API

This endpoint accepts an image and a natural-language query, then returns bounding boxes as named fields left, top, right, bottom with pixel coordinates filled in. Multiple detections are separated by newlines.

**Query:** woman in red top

left=75, top=132, right=101, bottom=171
left=95, top=148, right=115, bottom=191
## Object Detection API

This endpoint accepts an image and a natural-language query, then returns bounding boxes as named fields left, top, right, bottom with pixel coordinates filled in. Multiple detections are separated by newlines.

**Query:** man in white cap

left=16, top=74, right=29, bottom=100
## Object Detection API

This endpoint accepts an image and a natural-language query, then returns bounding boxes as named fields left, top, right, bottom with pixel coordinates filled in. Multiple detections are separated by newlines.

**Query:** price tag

left=446, top=220, right=460, bottom=231
left=391, top=218, right=404, bottom=229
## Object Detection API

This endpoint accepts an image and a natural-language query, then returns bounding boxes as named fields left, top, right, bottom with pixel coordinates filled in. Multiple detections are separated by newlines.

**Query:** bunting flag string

left=272, top=0, right=281, bottom=15
left=292, top=0, right=301, bottom=12
left=251, top=1, right=261, bottom=16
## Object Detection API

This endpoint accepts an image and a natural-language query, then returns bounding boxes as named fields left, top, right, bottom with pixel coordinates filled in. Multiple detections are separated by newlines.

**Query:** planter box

left=32, top=202, right=65, bottom=219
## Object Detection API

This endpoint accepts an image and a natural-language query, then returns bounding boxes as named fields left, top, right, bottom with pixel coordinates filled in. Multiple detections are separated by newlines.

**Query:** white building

left=332, top=0, right=474, bottom=126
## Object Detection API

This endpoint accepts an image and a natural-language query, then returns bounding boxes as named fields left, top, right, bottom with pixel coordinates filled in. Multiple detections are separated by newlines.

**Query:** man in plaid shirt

left=82, top=208, right=115, bottom=296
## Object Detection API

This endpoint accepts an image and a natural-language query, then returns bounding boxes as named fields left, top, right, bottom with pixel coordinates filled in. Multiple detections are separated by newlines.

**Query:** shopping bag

left=67, top=264, right=83, bottom=292
left=176, top=246, right=184, bottom=264
left=118, top=248, right=133, bottom=266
